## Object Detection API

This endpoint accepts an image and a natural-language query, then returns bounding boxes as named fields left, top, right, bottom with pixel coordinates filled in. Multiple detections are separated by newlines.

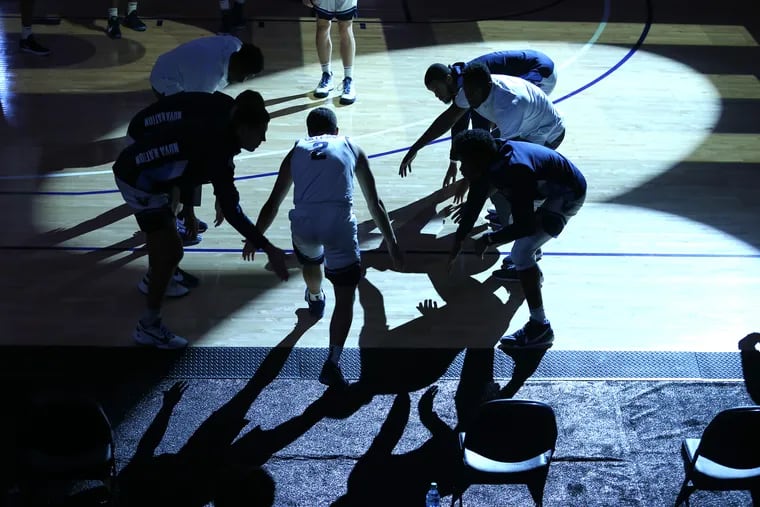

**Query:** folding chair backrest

left=17, top=392, right=115, bottom=480
left=464, top=399, right=557, bottom=463
left=697, top=406, right=760, bottom=469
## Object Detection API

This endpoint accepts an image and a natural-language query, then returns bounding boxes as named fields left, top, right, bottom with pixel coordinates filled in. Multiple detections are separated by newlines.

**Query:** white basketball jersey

left=290, top=135, right=358, bottom=208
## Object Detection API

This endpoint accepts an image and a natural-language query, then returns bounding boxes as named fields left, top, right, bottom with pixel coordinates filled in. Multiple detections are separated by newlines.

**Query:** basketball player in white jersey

left=256, top=107, right=403, bottom=388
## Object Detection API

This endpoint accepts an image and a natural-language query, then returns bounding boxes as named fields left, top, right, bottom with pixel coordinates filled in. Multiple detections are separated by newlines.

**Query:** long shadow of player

left=332, top=386, right=459, bottom=507
left=116, top=309, right=349, bottom=506
left=355, top=187, right=550, bottom=412
left=354, top=187, right=523, bottom=395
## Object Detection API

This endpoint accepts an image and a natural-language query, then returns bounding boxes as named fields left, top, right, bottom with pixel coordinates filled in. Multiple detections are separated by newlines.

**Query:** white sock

left=21, top=26, right=33, bottom=39
left=529, top=307, right=548, bottom=324
left=108, top=7, right=118, bottom=18
left=308, top=289, right=324, bottom=301
left=320, top=63, right=332, bottom=75
left=127, top=2, right=138, bottom=14
left=344, top=66, right=353, bottom=79
left=219, top=0, right=230, bottom=10
left=328, top=346, right=343, bottom=365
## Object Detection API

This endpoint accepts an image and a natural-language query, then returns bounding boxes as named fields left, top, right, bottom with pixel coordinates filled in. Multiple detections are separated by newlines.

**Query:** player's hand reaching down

left=263, top=244, right=290, bottom=281
left=214, top=198, right=225, bottom=227
left=398, top=150, right=417, bottom=178
left=441, top=162, right=458, bottom=188
left=241, top=242, right=289, bottom=281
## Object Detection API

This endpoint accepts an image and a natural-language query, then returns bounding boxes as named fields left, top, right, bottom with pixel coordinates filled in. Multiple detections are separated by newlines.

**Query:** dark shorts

left=136, top=208, right=176, bottom=234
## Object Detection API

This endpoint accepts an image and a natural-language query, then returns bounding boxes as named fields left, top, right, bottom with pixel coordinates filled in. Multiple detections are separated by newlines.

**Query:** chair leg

left=527, top=477, right=547, bottom=507
left=450, top=486, right=464, bottom=507
left=673, top=479, right=695, bottom=507
left=750, top=487, right=759, bottom=506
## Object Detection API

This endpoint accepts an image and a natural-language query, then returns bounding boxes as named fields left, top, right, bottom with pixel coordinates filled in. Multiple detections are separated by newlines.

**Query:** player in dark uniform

left=447, top=129, right=586, bottom=350
left=113, top=90, right=289, bottom=349
left=128, top=90, right=249, bottom=247
left=424, top=51, right=558, bottom=269
left=425, top=49, right=557, bottom=151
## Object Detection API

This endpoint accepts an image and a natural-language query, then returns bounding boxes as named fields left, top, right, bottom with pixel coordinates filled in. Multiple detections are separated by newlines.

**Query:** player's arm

left=213, top=177, right=270, bottom=249
left=399, top=103, right=467, bottom=177
left=256, top=149, right=295, bottom=234
left=211, top=167, right=289, bottom=279
left=480, top=168, right=536, bottom=246
left=354, top=143, right=403, bottom=269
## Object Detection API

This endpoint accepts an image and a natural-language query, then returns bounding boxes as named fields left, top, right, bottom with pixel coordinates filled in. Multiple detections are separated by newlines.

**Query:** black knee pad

left=325, top=262, right=363, bottom=286
left=539, top=210, right=567, bottom=238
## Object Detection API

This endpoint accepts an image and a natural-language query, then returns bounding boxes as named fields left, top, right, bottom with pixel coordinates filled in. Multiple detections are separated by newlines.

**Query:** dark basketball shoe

left=123, top=10, right=147, bottom=31
left=319, top=360, right=349, bottom=389
left=305, top=288, right=326, bottom=318
left=19, top=35, right=50, bottom=56
left=106, top=16, right=121, bottom=39
left=499, top=319, right=554, bottom=350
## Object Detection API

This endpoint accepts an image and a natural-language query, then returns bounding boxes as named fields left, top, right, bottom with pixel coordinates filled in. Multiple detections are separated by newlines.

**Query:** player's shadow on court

left=354, top=187, right=546, bottom=399
left=114, top=311, right=360, bottom=506
left=333, top=386, right=460, bottom=507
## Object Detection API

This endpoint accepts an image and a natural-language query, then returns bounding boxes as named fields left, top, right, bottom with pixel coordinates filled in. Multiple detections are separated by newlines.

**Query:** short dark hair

left=462, top=62, right=491, bottom=91
left=306, top=107, right=338, bottom=136
left=236, top=43, right=264, bottom=75
left=424, top=63, right=450, bottom=87
left=232, top=90, right=270, bottom=126
left=451, top=128, right=498, bottom=162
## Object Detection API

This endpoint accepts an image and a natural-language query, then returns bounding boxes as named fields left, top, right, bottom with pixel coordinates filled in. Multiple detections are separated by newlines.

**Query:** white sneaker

left=314, top=72, right=334, bottom=98
left=339, top=77, right=356, bottom=105
left=133, top=319, right=188, bottom=349
left=137, top=272, right=190, bottom=297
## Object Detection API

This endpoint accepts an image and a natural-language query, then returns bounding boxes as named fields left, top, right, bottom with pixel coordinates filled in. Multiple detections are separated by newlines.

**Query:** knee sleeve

left=325, top=262, right=362, bottom=286
left=539, top=209, right=567, bottom=238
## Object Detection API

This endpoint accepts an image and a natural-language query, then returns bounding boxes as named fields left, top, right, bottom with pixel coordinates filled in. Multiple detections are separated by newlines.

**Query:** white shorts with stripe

left=289, top=206, right=359, bottom=271
left=313, top=0, right=358, bottom=20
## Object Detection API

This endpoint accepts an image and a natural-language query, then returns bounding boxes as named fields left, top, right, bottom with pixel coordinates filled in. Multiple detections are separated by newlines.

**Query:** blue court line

left=1, top=245, right=757, bottom=259
left=1, top=0, right=648, bottom=196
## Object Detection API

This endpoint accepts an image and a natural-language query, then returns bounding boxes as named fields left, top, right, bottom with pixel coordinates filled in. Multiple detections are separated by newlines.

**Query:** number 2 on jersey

left=310, top=141, right=328, bottom=160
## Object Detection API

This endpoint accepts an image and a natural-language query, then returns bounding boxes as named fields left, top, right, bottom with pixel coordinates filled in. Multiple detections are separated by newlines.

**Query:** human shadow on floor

left=116, top=310, right=325, bottom=506
left=332, top=386, right=459, bottom=506
left=354, top=186, right=524, bottom=395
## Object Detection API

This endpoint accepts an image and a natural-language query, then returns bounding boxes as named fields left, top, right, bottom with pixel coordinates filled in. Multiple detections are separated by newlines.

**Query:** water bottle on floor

left=426, top=482, right=441, bottom=507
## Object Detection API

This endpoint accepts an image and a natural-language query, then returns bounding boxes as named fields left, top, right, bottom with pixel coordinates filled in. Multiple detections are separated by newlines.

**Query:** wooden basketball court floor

left=0, top=0, right=758, bottom=367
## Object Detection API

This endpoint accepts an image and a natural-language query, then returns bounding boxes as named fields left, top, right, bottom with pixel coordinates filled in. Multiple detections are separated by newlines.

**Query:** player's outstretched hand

left=441, top=162, right=458, bottom=187
left=449, top=202, right=465, bottom=224
left=264, top=244, right=290, bottom=281
left=416, top=299, right=439, bottom=316
left=399, top=150, right=417, bottom=178
left=453, top=179, right=469, bottom=204
left=242, top=240, right=257, bottom=261
left=214, top=198, right=225, bottom=227
left=162, top=381, right=188, bottom=407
